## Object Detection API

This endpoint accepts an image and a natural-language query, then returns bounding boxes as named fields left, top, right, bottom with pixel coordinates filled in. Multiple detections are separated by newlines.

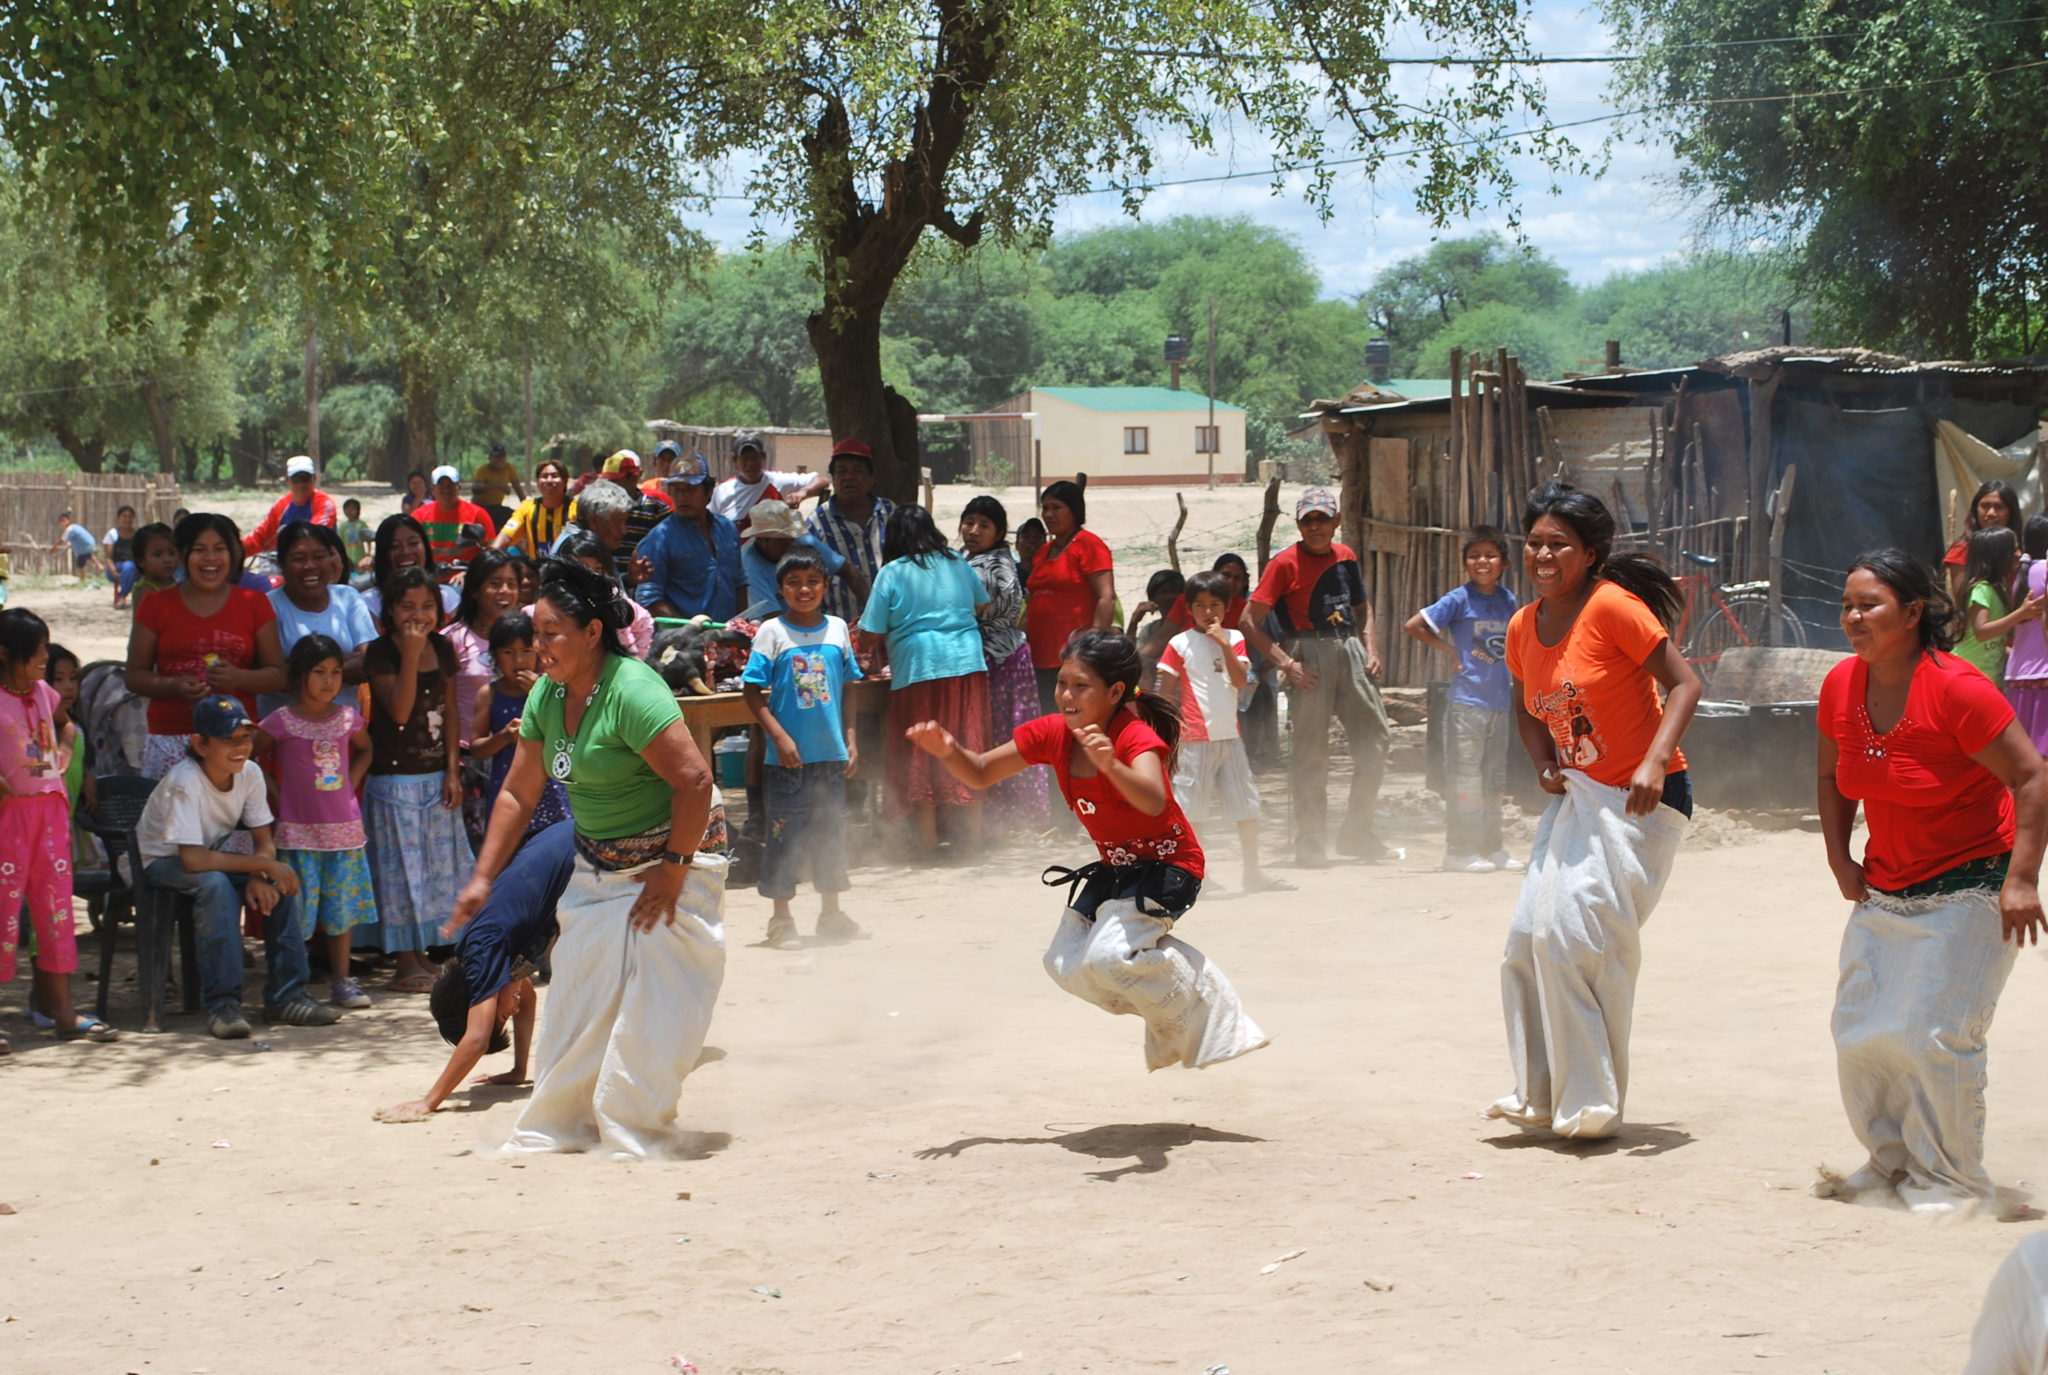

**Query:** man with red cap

left=805, top=438, right=895, bottom=622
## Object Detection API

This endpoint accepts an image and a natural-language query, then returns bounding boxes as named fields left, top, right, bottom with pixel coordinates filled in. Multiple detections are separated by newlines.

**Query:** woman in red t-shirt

left=1817, top=548, right=2048, bottom=1215
left=1490, top=482, right=1702, bottom=1141
left=907, top=629, right=1266, bottom=1071
left=1022, top=481, right=1115, bottom=706
left=125, top=513, right=287, bottom=778
left=1943, top=480, right=2023, bottom=601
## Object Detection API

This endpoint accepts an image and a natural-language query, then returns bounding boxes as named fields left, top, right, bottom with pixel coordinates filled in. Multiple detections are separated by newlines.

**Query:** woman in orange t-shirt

left=1487, top=481, right=1702, bottom=1140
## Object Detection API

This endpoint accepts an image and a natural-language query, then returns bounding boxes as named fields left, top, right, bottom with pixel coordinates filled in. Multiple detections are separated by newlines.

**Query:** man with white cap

left=244, top=455, right=338, bottom=554
left=711, top=431, right=829, bottom=532
left=635, top=453, right=743, bottom=621
left=738, top=499, right=867, bottom=621
left=1239, top=485, right=1392, bottom=867
left=419, top=463, right=498, bottom=569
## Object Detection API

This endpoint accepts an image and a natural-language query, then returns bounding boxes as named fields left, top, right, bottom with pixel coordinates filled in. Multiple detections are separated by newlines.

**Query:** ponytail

left=1061, top=628, right=1182, bottom=766
left=1600, top=552, right=1682, bottom=633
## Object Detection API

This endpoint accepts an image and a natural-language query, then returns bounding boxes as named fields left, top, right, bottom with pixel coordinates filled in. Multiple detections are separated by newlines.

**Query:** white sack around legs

left=1824, top=885, right=2017, bottom=1214
left=1042, top=896, right=1268, bottom=1071
left=505, top=855, right=727, bottom=1160
left=1488, top=770, right=1686, bottom=1138
left=1964, top=1233, right=2048, bottom=1375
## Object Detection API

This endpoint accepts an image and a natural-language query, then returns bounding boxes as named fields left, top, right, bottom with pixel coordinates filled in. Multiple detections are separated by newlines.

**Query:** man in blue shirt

left=635, top=453, right=744, bottom=620
left=738, top=499, right=867, bottom=621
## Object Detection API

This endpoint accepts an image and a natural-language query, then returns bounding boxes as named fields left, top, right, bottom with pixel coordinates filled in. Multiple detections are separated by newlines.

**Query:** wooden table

left=676, top=678, right=894, bottom=774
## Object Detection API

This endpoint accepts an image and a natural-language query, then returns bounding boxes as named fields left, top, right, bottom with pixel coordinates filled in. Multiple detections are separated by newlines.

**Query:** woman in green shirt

left=449, top=557, right=726, bottom=1159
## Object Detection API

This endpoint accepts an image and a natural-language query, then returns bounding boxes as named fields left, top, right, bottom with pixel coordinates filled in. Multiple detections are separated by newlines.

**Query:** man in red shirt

left=244, top=455, right=339, bottom=554
left=1240, top=486, right=1391, bottom=866
left=418, top=464, right=497, bottom=570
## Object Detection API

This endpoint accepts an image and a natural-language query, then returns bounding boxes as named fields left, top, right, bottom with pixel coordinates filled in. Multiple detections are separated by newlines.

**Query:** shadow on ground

left=916, top=1121, right=1267, bottom=1181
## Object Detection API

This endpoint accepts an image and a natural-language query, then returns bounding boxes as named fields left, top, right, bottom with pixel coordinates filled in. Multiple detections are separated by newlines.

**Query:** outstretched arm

left=905, top=722, right=1030, bottom=790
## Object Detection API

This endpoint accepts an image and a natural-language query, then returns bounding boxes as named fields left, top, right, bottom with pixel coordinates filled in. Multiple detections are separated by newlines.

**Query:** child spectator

left=44, top=643, right=90, bottom=814
left=124, top=522, right=179, bottom=611
left=2006, top=515, right=2048, bottom=751
left=363, top=566, right=470, bottom=993
left=1955, top=527, right=2037, bottom=686
left=1128, top=567, right=1185, bottom=686
left=375, top=820, right=577, bottom=1124
left=743, top=548, right=863, bottom=950
left=339, top=498, right=373, bottom=572
left=469, top=612, right=568, bottom=838
left=1405, top=525, right=1522, bottom=873
left=0, top=610, right=115, bottom=1047
left=104, top=505, right=137, bottom=608
left=1014, top=517, right=1047, bottom=583
left=258, top=635, right=377, bottom=1010
left=52, top=510, right=101, bottom=582
left=1156, top=571, right=1293, bottom=894
left=134, top=694, right=341, bottom=1037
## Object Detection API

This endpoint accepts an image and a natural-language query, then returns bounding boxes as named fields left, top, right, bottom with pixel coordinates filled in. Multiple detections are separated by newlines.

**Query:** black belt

left=1041, top=859, right=1202, bottom=921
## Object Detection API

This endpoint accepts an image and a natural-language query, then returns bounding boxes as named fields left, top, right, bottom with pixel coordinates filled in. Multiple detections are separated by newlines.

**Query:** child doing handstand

left=908, top=629, right=1267, bottom=1070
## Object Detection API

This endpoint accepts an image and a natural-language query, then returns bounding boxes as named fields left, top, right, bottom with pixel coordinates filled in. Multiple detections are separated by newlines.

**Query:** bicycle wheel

left=1685, top=592, right=1808, bottom=660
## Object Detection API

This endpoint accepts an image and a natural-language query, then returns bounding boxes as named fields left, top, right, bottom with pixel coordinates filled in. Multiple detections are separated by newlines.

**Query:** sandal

left=389, top=972, right=437, bottom=994
left=54, top=1015, right=121, bottom=1043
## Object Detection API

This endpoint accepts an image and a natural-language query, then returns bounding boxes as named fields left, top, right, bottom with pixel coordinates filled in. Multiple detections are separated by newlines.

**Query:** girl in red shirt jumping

left=907, top=629, right=1266, bottom=1071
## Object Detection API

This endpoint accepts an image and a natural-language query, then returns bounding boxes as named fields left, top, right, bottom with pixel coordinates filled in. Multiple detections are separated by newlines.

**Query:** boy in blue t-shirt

left=1403, top=525, right=1521, bottom=873
left=741, top=548, right=864, bottom=950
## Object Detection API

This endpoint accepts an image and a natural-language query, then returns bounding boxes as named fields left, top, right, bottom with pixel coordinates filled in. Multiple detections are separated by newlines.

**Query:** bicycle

left=1673, top=550, right=1807, bottom=663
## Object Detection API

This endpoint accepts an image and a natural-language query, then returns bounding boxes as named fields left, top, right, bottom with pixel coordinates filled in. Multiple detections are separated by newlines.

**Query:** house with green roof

left=992, top=385, right=1248, bottom=485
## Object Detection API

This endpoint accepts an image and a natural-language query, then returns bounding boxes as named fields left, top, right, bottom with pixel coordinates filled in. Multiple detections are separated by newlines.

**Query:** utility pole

left=1206, top=294, right=1217, bottom=490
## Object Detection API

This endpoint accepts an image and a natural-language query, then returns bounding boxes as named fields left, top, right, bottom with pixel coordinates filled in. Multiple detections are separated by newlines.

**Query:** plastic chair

left=81, top=774, right=199, bottom=1033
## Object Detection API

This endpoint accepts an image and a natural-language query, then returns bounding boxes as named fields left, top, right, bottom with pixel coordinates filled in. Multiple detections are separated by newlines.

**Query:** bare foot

left=472, top=1070, right=531, bottom=1088
left=374, top=1100, right=436, bottom=1124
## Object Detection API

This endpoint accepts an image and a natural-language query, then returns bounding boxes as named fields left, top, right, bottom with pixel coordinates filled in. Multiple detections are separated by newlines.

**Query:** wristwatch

left=660, top=850, right=693, bottom=867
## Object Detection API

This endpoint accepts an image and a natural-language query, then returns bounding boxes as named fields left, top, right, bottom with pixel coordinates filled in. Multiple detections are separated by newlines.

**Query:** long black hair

left=456, top=547, right=520, bottom=631
left=275, top=520, right=349, bottom=581
left=173, top=511, right=246, bottom=582
left=1040, top=479, right=1087, bottom=527
left=1522, top=481, right=1681, bottom=632
left=1849, top=548, right=1956, bottom=652
left=961, top=494, right=1010, bottom=547
left=882, top=503, right=956, bottom=567
left=376, top=566, right=444, bottom=634
left=1061, top=628, right=1181, bottom=763
left=1963, top=526, right=2020, bottom=595
left=1967, top=480, right=2023, bottom=535
left=372, top=513, right=437, bottom=587
left=0, top=607, right=50, bottom=677
left=537, top=554, right=630, bottom=659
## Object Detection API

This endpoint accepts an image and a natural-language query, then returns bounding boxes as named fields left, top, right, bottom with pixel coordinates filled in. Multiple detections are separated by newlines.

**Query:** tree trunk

left=52, top=424, right=106, bottom=474
left=140, top=379, right=176, bottom=473
left=304, top=318, right=321, bottom=464
left=809, top=302, right=921, bottom=501
left=401, top=351, right=438, bottom=480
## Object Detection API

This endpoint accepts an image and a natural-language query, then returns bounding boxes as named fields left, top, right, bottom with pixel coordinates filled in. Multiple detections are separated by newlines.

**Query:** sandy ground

left=4, top=481, right=2045, bottom=1373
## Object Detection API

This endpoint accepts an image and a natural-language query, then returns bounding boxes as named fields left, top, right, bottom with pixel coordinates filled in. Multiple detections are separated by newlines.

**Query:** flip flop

left=389, top=973, right=436, bottom=994
left=54, top=1015, right=120, bottom=1043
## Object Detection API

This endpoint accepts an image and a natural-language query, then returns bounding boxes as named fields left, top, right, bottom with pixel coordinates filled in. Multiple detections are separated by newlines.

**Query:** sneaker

left=816, top=911, right=866, bottom=942
left=208, top=1005, right=252, bottom=1040
left=1442, top=854, right=1498, bottom=874
left=330, top=977, right=373, bottom=1010
left=264, top=995, right=344, bottom=1027
left=765, top=914, right=804, bottom=950
left=1489, top=851, right=1526, bottom=873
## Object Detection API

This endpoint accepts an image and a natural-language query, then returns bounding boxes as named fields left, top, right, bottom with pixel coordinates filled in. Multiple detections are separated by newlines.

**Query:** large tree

left=1602, top=0, right=2048, bottom=357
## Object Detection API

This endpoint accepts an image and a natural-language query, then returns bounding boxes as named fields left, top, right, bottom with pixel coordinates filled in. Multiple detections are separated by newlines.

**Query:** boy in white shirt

left=135, top=695, right=343, bottom=1038
left=1155, top=571, right=1294, bottom=894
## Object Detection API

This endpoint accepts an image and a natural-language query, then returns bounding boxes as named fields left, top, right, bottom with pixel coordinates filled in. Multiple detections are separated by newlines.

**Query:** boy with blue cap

left=133, top=695, right=344, bottom=1037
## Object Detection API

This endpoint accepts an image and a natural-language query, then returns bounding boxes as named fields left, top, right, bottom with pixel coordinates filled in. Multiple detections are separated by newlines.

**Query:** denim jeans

left=1444, top=701, right=1509, bottom=857
left=143, top=858, right=308, bottom=1012
left=759, top=762, right=851, bottom=900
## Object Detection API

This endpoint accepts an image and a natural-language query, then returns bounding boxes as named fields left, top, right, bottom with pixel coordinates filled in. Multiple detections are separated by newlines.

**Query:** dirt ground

left=3, top=480, right=2043, bottom=1374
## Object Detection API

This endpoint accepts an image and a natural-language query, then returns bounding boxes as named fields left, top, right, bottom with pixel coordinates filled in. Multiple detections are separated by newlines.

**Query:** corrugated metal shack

left=1309, top=347, right=2048, bottom=689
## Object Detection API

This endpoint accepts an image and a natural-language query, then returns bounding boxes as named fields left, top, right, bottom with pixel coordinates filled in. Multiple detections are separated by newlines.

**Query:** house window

left=1195, top=425, right=1219, bottom=454
left=1123, top=426, right=1149, bottom=454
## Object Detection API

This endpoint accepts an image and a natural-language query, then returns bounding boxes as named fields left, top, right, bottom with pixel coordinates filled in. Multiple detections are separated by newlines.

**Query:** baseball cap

left=430, top=464, right=460, bottom=485
left=285, top=455, right=316, bottom=480
left=489, top=442, right=507, bottom=457
left=192, top=695, right=252, bottom=739
left=1295, top=486, right=1340, bottom=519
left=654, top=439, right=682, bottom=461
left=664, top=453, right=711, bottom=486
left=735, top=431, right=765, bottom=456
left=830, top=438, right=873, bottom=462
left=743, top=502, right=803, bottom=541
left=601, top=449, right=642, bottom=476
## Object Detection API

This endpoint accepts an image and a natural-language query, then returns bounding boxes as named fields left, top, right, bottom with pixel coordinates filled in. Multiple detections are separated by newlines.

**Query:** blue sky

left=678, top=3, right=1698, bottom=300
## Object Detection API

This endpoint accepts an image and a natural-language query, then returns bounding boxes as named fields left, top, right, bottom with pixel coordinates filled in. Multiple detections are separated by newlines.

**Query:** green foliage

left=1577, top=253, right=1802, bottom=367
left=1602, top=0, right=2048, bottom=356
left=1364, top=234, right=1575, bottom=374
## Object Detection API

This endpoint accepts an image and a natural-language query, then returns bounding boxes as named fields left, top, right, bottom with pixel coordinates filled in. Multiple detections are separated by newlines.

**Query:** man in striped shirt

left=805, top=439, right=895, bottom=623
left=418, top=464, right=498, bottom=569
